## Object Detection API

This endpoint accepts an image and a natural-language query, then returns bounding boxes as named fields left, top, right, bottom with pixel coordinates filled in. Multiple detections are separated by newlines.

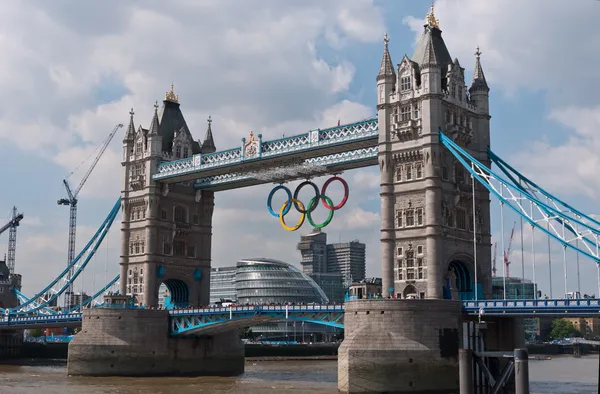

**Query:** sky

left=1, top=0, right=600, bottom=298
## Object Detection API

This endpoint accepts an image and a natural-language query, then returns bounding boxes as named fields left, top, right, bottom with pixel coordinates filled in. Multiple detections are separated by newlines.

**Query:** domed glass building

left=235, top=258, right=328, bottom=305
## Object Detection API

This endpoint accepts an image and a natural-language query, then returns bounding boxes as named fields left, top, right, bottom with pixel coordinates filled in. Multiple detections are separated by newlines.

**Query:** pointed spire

left=470, top=46, right=489, bottom=92
left=377, top=33, right=395, bottom=81
left=148, top=101, right=160, bottom=136
left=124, top=108, right=135, bottom=142
left=421, top=33, right=439, bottom=67
left=200, top=115, right=216, bottom=154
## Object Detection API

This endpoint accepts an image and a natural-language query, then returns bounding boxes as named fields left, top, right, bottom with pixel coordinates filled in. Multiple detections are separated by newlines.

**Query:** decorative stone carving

left=244, top=131, right=259, bottom=158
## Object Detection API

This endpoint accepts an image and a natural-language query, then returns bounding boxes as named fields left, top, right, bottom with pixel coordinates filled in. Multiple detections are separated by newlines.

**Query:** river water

left=0, top=356, right=597, bottom=393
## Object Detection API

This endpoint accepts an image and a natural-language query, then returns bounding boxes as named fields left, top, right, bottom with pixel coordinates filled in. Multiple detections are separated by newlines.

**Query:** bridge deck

left=3, top=300, right=600, bottom=331
left=152, top=118, right=379, bottom=190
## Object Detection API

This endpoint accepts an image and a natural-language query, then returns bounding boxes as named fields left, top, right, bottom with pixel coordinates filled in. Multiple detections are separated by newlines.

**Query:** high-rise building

left=297, top=228, right=328, bottom=275
left=297, top=229, right=365, bottom=303
left=326, top=241, right=366, bottom=284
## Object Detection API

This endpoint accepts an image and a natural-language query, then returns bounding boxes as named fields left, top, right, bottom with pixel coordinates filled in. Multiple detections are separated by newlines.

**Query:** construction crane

left=503, top=221, right=516, bottom=278
left=0, top=207, right=24, bottom=274
left=57, top=123, right=123, bottom=308
left=492, top=242, right=497, bottom=277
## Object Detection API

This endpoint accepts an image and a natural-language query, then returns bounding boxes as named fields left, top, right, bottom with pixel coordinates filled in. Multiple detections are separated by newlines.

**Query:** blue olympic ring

left=267, top=185, right=292, bottom=217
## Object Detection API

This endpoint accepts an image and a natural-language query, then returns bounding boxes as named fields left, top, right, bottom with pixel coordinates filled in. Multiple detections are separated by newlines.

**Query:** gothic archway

left=444, top=260, right=473, bottom=301
left=403, top=285, right=418, bottom=299
left=159, top=279, right=189, bottom=309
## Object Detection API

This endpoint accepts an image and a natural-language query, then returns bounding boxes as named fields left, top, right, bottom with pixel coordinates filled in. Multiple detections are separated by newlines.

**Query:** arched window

left=183, top=147, right=189, bottom=158
left=174, top=205, right=187, bottom=223
left=175, top=146, right=181, bottom=159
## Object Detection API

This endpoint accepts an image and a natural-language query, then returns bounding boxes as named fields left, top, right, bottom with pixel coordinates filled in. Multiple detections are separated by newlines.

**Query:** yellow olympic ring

left=279, top=199, right=305, bottom=231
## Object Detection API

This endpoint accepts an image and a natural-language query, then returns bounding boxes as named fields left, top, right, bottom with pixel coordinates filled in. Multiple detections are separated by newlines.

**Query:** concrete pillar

left=459, top=349, right=474, bottom=394
left=68, top=308, right=244, bottom=377
left=514, top=348, right=529, bottom=394
left=338, top=299, right=462, bottom=393
left=380, top=163, right=395, bottom=298
left=425, top=183, right=443, bottom=299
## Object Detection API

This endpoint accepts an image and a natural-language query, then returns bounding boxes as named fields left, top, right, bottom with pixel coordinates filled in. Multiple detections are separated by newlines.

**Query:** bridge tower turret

left=377, top=7, right=492, bottom=301
left=119, top=85, right=215, bottom=308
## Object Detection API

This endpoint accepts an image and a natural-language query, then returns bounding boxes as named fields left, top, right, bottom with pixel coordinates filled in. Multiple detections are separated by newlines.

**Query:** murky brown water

left=0, top=356, right=597, bottom=393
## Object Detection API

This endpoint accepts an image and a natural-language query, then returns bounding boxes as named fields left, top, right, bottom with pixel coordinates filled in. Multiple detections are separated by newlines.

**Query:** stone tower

left=378, top=6, right=492, bottom=300
left=120, top=85, right=217, bottom=308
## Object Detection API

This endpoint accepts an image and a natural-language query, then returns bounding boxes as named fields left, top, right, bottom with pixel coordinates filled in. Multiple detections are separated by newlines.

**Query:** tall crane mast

left=0, top=207, right=24, bottom=274
left=57, top=123, right=123, bottom=308
left=503, top=221, right=516, bottom=278
left=492, top=242, right=497, bottom=277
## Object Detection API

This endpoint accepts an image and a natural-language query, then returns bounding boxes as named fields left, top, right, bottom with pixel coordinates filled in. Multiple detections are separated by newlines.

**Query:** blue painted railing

left=3, top=300, right=600, bottom=331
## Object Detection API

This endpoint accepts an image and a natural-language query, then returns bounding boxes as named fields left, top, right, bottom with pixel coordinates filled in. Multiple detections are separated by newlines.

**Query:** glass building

left=236, top=258, right=328, bottom=304
left=209, top=258, right=338, bottom=342
left=210, top=266, right=237, bottom=304
left=492, top=276, right=539, bottom=342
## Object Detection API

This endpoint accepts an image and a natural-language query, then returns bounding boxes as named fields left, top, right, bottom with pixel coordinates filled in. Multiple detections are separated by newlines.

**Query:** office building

left=210, top=266, right=237, bottom=304
left=297, top=228, right=365, bottom=303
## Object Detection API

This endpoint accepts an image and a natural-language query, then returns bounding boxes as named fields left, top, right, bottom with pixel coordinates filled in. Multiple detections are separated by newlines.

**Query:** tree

left=549, top=319, right=580, bottom=340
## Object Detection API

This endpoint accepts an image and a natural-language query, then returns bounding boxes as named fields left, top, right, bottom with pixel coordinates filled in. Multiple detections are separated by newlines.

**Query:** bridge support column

left=338, top=299, right=462, bottom=393
left=68, top=308, right=244, bottom=377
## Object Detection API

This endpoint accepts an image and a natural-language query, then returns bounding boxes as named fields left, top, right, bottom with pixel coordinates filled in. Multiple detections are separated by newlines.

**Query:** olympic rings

left=267, top=185, right=292, bottom=217
left=306, top=195, right=334, bottom=229
left=320, top=176, right=349, bottom=210
left=279, top=199, right=305, bottom=231
left=293, top=180, right=320, bottom=213
left=266, top=176, right=350, bottom=231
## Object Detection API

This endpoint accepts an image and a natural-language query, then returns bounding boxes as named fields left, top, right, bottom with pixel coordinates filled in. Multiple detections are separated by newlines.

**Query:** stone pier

left=338, top=299, right=462, bottom=393
left=68, top=308, right=244, bottom=377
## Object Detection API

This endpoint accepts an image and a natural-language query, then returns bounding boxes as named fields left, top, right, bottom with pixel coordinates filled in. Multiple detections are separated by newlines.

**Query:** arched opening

left=158, top=279, right=189, bottom=309
left=403, top=285, right=417, bottom=299
left=443, top=260, right=473, bottom=301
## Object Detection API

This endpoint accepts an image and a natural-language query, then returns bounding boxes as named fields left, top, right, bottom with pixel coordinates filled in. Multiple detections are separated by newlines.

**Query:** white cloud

left=0, top=1, right=386, bottom=296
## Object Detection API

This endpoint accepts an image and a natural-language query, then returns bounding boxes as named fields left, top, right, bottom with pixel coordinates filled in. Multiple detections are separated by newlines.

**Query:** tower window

left=395, top=165, right=402, bottom=182
left=174, top=205, right=187, bottom=223
left=397, top=247, right=404, bottom=257
left=451, top=83, right=456, bottom=98
left=406, top=269, right=415, bottom=280
left=161, top=208, right=167, bottom=220
left=405, top=250, right=415, bottom=268
left=416, top=163, right=423, bottom=179
left=458, top=86, right=463, bottom=101
left=187, top=245, right=196, bottom=258
left=405, top=210, right=415, bottom=227
left=401, top=106, right=411, bottom=121
left=455, top=162, right=465, bottom=184
left=183, top=148, right=189, bottom=158
left=396, top=210, right=403, bottom=228
left=398, top=270, right=403, bottom=280
left=418, top=268, right=424, bottom=279
left=175, top=146, right=181, bottom=159
left=413, top=104, right=419, bottom=119
left=416, top=208, right=423, bottom=226
left=400, top=76, right=412, bottom=91
left=456, top=209, right=467, bottom=230
left=406, top=165, right=413, bottom=180
left=417, top=245, right=423, bottom=255
left=173, top=241, right=185, bottom=257
left=193, top=214, right=200, bottom=225
left=163, top=242, right=172, bottom=255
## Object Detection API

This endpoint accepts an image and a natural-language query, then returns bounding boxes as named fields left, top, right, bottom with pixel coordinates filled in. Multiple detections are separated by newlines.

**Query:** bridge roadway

left=152, top=118, right=379, bottom=191
left=3, top=299, right=600, bottom=334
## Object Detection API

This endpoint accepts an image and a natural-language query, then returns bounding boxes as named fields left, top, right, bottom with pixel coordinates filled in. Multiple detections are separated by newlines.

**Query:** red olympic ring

left=320, top=176, right=349, bottom=210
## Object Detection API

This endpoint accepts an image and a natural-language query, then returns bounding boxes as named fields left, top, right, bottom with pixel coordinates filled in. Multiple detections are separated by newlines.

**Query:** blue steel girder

left=152, top=118, right=378, bottom=186
left=463, top=298, right=600, bottom=317
left=439, top=131, right=600, bottom=264
left=193, top=146, right=378, bottom=191
left=169, top=305, right=345, bottom=336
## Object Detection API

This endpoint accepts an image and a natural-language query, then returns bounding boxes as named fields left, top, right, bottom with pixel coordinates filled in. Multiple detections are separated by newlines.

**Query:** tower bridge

left=3, top=5, right=599, bottom=393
